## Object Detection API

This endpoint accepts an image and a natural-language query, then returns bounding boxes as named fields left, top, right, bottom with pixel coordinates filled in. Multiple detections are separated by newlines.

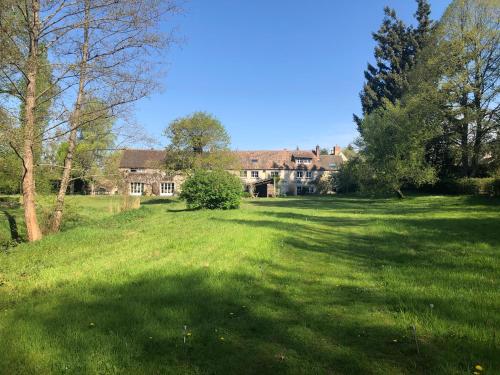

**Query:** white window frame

left=251, top=171, right=259, bottom=178
left=240, top=170, right=247, bottom=177
left=160, top=182, right=175, bottom=196
left=308, top=186, right=315, bottom=193
left=296, top=171, right=303, bottom=178
left=306, top=171, right=312, bottom=179
left=270, top=171, right=279, bottom=178
left=130, top=182, right=143, bottom=195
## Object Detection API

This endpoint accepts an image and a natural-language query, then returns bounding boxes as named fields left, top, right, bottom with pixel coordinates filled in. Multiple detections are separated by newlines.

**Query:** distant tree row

left=343, top=0, right=499, bottom=197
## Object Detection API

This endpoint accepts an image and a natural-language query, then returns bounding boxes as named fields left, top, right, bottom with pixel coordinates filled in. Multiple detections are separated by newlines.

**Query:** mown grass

left=0, top=195, right=499, bottom=374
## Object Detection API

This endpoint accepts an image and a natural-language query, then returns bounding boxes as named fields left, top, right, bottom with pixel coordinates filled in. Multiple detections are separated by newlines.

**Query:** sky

left=134, top=0, right=451, bottom=151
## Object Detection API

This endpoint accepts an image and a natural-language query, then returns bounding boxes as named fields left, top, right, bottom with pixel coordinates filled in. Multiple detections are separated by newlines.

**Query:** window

left=296, top=171, right=303, bottom=178
left=296, top=158, right=311, bottom=164
left=160, top=182, right=175, bottom=196
left=251, top=159, right=258, bottom=163
left=270, top=171, right=279, bottom=177
left=240, top=170, right=247, bottom=177
left=308, top=186, right=315, bottom=193
left=297, top=186, right=303, bottom=194
left=251, top=171, right=259, bottom=178
left=329, top=163, right=337, bottom=169
left=306, top=171, right=312, bottom=179
left=130, top=168, right=144, bottom=173
left=130, top=182, right=143, bottom=195
left=130, top=169, right=137, bottom=173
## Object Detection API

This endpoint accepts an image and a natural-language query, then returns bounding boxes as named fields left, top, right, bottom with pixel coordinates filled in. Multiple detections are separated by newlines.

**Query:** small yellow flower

left=187, top=332, right=192, bottom=336
left=475, top=364, right=483, bottom=371
left=220, top=336, right=225, bottom=341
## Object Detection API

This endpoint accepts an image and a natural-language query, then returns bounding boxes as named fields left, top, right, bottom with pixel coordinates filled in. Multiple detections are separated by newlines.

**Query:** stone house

left=118, top=146, right=346, bottom=196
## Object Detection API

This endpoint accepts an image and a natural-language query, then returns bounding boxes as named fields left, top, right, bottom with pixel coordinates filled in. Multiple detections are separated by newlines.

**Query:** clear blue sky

left=134, top=0, right=451, bottom=151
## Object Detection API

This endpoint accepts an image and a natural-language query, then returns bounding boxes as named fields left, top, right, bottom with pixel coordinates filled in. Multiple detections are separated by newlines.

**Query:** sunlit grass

left=0, top=195, right=499, bottom=374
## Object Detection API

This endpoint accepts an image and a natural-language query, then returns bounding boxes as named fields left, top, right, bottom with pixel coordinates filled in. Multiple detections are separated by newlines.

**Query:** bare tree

left=51, top=0, right=179, bottom=232
left=0, top=0, right=179, bottom=240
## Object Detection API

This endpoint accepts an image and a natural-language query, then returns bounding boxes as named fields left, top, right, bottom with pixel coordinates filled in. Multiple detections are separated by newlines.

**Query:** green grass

left=0, top=195, right=499, bottom=374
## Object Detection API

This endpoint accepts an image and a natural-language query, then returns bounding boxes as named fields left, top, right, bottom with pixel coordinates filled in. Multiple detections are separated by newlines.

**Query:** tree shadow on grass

left=3, top=267, right=490, bottom=375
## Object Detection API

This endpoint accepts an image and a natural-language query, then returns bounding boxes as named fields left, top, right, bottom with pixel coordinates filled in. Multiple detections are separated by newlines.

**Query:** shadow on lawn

left=1, top=197, right=498, bottom=374
left=0, top=269, right=461, bottom=374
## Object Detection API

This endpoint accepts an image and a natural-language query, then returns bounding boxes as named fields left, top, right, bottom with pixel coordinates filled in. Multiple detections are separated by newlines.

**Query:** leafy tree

left=163, top=112, right=237, bottom=171
left=0, top=109, right=21, bottom=194
left=434, top=0, right=499, bottom=177
left=358, top=100, right=438, bottom=198
left=180, top=169, right=242, bottom=210
left=355, top=0, right=433, bottom=132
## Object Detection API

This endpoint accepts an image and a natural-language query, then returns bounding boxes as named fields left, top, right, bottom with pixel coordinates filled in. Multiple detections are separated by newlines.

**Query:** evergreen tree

left=354, top=0, right=433, bottom=133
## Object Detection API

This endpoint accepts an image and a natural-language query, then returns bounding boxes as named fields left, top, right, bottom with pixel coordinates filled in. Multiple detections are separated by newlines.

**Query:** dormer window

left=251, top=159, right=258, bottom=163
left=296, top=158, right=311, bottom=164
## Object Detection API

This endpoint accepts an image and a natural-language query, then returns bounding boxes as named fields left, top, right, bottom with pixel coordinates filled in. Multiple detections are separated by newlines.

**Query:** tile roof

left=119, top=149, right=166, bottom=169
left=119, top=148, right=345, bottom=171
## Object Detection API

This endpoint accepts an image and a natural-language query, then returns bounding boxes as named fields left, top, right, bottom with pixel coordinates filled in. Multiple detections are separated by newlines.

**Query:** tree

left=358, top=100, right=438, bottom=198
left=0, top=0, right=179, bottom=239
left=355, top=0, right=434, bottom=132
left=434, top=0, right=499, bottom=177
left=0, top=109, right=21, bottom=194
left=56, top=98, right=116, bottom=195
left=163, top=112, right=236, bottom=171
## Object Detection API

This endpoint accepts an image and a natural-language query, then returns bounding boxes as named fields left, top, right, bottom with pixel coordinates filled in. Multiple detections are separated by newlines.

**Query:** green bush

left=180, top=169, right=242, bottom=209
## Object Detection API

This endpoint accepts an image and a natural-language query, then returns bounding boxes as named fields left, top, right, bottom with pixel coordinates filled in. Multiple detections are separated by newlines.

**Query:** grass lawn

left=0, top=195, right=499, bottom=374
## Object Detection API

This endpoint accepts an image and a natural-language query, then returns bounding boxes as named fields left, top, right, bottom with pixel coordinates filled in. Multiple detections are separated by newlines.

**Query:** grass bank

left=0, top=195, right=499, bottom=374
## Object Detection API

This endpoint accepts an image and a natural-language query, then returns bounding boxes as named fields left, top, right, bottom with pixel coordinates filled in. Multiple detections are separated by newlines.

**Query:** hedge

left=422, top=178, right=500, bottom=197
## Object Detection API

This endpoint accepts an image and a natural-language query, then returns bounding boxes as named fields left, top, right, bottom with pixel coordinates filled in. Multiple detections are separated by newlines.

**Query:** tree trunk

left=50, top=0, right=90, bottom=233
left=460, top=123, right=469, bottom=177
left=395, top=188, right=405, bottom=199
left=22, top=0, right=43, bottom=242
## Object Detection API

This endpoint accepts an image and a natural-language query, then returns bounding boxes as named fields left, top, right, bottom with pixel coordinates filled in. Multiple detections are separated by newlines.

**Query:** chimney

left=315, top=145, right=320, bottom=156
left=331, top=145, right=341, bottom=155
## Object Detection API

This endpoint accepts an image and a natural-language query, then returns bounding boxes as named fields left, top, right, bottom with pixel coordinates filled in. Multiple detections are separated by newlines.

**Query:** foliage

left=0, top=195, right=499, bottom=373
left=422, top=177, right=500, bottom=196
left=180, top=169, right=242, bottom=209
left=335, top=157, right=365, bottom=193
left=399, top=0, right=500, bottom=179
left=56, top=98, right=116, bottom=192
left=358, top=102, right=438, bottom=197
left=355, top=0, right=433, bottom=130
left=163, top=112, right=237, bottom=172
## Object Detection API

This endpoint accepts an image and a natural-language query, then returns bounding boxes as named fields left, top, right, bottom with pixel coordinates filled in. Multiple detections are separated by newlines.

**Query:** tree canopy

left=163, top=112, right=237, bottom=171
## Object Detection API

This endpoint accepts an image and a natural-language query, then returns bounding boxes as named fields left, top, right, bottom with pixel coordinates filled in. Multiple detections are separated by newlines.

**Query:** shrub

left=421, top=177, right=500, bottom=196
left=180, top=169, right=242, bottom=209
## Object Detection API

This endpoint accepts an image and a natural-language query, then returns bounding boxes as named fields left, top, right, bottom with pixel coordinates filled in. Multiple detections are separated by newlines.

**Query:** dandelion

left=475, top=364, right=483, bottom=371
left=220, top=336, right=225, bottom=341
left=89, top=322, right=95, bottom=328
left=187, top=332, right=192, bottom=337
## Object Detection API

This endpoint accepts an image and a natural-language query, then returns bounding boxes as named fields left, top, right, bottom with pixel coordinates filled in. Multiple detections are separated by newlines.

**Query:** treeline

left=0, top=0, right=179, bottom=241
left=339, top=0, right=499, bottom=197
